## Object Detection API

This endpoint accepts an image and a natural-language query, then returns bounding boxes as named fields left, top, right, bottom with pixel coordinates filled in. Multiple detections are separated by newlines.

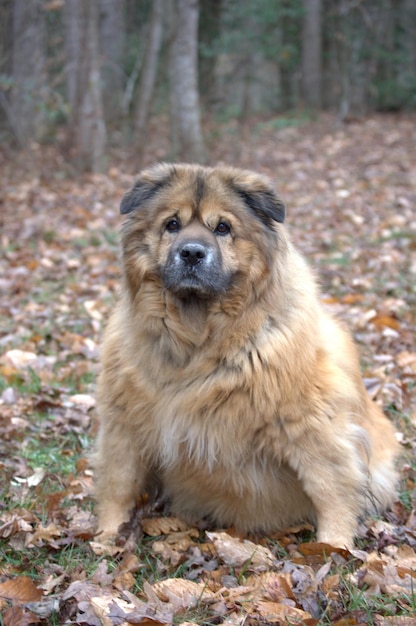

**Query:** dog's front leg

left=93, top=417, right=146, bottom=540
left=284, top=429, right=367, bottom=549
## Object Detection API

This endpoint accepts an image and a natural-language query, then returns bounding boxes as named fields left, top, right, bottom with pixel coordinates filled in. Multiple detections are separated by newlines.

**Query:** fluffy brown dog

left=94, top=163, right=398, bottom=549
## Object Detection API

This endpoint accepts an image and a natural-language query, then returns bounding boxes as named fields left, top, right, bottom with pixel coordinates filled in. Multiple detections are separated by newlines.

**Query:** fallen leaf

left=379, top=618, right=416, bottom=625
left=113, top=570, right=136, bottom=592
left=89, top=540, right=125, bottom=557
left=84, top=300, right=103, bottom=321
left=26, top=523, right=62, bottom=546
left=152, top=529, right=199, bottom=565
left=342, top=294, right=364, bottom=304
left=152, top=578, right=215, bottom=611
left=396, top=351, right=416, bottom=371
left=141, top=516, right=190, bottom=536
left=37, top=574, right=66, bottom=595
left=369, top=313, right=401, bottom=331
left=1, top=387, right=18, bottom=404
left=23, top=598, right=60, bottom=619
left=352, top=546, right=416, bottom=597
left=0, top=577, right=43, bottom=603
left=1, top=605, right=41, bottom=626
left=26, top=468, right=46, bottom=488
left=251, top=600, right=314, bottom=624
left=91, top=595, right=135, bottom=626
left=246, top=571, right=295, bottom=601
left=2, top=350, right=38, bottom=369
left=207, top=531, right=276, bottom=570
left=298, top=542, right=350, bottom=559
left=90, top=560, right=113, bottom=586
left=152, top=541, right=182, bottom=566
left=67, top=393, right=96, bottom=408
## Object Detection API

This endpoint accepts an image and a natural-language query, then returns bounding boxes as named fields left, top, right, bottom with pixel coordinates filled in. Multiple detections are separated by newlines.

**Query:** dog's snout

left=163, top=228, right=227, bottom=298
left=179, top=241, right=208, bottom=265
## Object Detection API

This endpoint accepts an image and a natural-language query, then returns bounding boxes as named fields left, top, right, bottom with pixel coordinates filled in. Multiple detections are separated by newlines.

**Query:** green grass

left=339, top=579, right=416, bottom=623
left=42, top=229, right=57, bottom=244
left=0, top=364, right=94, bottom=397
left=56, top=369, right=95, bottom=392
left=172, top=606, right=220, bottom=625
left=1, top=538, right=108, bottom=584
left=101, top=229, right=119, bottom=247
left=317, top=252, right=352, bottom=267
left=256, top=111, right=313, bottom=131
left=376, top=229, right=416, bottom=243
left=0, top=369, right=43, bottom=395
left=21, top=429, right=86, bottom=477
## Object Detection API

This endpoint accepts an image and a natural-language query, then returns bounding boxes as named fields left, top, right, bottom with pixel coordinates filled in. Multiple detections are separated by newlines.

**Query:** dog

left=94, top=163, right=398, bottom=549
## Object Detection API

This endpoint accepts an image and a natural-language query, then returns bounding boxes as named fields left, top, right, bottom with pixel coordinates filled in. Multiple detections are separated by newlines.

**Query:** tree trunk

left=11, top=0, right=46, bottom=142
left=99, top=0, right=125, bottom=122
left=134, top=0, right=164, bottom=156
left=168, top=0, right=206, bottom=163
left=399, top=0, right=416, bottom=99
left=301, top=0, right=322, bottom=109
left=64, top=0, right=106, bottom=172
left=199, top=0, right=222, bottom=104
left=64, top=0, right=82, bottom=121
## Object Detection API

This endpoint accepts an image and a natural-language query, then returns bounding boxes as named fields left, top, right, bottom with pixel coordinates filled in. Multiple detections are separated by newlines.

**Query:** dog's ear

left=120, top=180, right=161, bottom=215
left=230, top=173, right=285, bottom=225
left=235, top=187, right=286, bottom=225
left=120, top=163, right=174, bottom=214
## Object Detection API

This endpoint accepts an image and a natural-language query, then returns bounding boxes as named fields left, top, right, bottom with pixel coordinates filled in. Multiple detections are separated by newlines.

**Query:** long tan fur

left=94, top=163, right=398, bottom=548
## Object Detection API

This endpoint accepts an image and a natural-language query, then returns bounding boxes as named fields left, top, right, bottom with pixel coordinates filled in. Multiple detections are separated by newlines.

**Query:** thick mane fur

left=94, top=163, right=398, bottom=548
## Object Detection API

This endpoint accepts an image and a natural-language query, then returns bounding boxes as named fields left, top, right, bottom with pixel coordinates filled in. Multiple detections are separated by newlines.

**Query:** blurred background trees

left=0, top=0, right=415, bottom=171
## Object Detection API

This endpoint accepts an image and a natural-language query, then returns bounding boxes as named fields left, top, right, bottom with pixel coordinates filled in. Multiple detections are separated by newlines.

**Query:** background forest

left=1, top=1, right=416, bottom=626
left=1, top=0, right=416, bottom=169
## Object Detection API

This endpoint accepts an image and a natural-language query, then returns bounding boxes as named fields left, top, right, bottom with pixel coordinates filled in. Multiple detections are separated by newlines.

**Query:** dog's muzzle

left=162, top=238, right=229, bottom=299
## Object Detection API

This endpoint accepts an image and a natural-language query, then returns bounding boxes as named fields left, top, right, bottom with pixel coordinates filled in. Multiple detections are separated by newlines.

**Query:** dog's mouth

left=163, top=267, right=228, bottom=300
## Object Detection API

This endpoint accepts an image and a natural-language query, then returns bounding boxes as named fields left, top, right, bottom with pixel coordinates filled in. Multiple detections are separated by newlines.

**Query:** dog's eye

left=165, top=219, right=181, bottom=233
left=215, top=222, right=231, bottom=236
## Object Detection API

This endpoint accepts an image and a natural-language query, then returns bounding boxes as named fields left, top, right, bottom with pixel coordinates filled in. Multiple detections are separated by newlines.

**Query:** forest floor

left=1, top=113, right=416, bottom=626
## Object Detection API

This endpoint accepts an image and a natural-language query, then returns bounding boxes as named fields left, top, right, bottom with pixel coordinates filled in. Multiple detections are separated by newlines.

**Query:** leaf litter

left=1, top=114, right=416, bottom=624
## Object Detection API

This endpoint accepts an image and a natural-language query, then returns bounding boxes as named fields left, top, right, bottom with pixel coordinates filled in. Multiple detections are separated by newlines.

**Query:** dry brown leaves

left=1, top=114, right=416, bottom=624
left=3, top=523, right=416, bottom=625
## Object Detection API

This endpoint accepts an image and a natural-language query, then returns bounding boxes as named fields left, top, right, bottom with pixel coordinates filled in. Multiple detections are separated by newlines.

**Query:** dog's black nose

left=179, top=242, right=207, bottom=265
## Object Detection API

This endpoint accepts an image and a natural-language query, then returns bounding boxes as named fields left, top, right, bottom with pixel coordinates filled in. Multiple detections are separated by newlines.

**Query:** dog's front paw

left=95, top=507, right=131, bottom=542
left=316, top=529, right=354, bottom=551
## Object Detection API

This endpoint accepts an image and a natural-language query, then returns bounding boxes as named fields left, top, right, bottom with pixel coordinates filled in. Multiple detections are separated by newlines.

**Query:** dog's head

left=120, top=163, right=286, bottom=302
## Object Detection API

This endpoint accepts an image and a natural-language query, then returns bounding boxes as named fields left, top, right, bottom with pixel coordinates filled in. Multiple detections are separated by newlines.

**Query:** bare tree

left=64, top=0, right=81, bottom=118
left=399, top=0, right=416, bottom=99
left=301, top=0, right=322, bottom=109
left=11, top=0, right=46, bottom=141
left=332, top=1, right=391, bottom=119
left=64, top=0, right=106, bottom=172
left=134, top=0, right=164, bottom=156
left=100, top=0, right=125, bottom=122
left=168, top=0, right=206, bottom=163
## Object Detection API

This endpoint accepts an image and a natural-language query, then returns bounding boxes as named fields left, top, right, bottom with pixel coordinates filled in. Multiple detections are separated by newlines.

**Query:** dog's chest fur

left=131, top=322, right=295, bottom=474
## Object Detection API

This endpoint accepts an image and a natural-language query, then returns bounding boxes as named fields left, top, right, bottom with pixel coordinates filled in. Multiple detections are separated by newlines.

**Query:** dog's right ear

left=120, top=164, right=174, bottom=214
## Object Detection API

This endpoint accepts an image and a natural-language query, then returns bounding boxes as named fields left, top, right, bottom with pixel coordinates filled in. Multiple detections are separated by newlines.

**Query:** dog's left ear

left=230, top=173, right=285, bottom=225
left=235, top=187, right=286, bottom=225
left=120, top=163, right=174, bottom=214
